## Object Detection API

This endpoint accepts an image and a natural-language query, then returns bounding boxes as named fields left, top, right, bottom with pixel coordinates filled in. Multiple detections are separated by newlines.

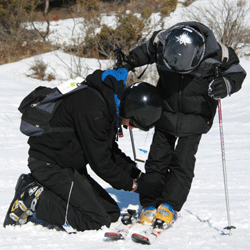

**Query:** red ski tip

left=133, top=233, right=148, bottom=240
left=132, top=233, right=150, bottom=244
left=105, top=232, right=121, bottom=237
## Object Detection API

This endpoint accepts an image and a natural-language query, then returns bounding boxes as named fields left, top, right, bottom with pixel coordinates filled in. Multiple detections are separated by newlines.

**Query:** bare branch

left=182, top=0, right=250, bottom=55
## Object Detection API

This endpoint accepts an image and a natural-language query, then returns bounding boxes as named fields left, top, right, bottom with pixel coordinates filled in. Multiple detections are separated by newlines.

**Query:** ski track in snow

left=0, top=1, right=250, bottom=249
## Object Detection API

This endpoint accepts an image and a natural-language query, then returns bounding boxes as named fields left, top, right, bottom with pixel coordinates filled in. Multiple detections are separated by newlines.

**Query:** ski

left=104, top=219, right=136, bottom=240
left=104, top=204, right=139, bottom=241
left=131, top=214, right=181, bottom=245
left=131, top=223, right=172, bottom=245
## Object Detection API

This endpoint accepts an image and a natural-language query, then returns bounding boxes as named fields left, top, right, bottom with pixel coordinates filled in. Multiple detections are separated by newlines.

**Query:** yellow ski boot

left=153, top=203, right=177, bottom=227
left=140, top=206, right=156, bottom=225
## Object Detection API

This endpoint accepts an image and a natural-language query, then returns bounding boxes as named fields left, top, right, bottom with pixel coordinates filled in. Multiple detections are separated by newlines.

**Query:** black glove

left=113, top=52, right=135, bottom=71
left=208, top=77, right=232, bottom=100
left=114, top=60, right=134, bottom=71
left=134, top=179, right=163, bottom=199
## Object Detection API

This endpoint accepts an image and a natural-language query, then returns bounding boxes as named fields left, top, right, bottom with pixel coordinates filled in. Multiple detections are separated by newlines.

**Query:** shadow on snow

left=106, top=188, right=142, bottom=212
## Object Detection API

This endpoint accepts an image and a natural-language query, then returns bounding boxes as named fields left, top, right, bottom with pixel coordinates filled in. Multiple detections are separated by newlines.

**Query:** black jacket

left=128, top=21, right=246, bottom=136
left=28, top=70, right=139, bottom=191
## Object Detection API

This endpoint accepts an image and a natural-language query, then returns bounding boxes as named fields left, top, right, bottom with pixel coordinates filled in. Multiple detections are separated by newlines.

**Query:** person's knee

left=109, top=209, right=120, bottom=222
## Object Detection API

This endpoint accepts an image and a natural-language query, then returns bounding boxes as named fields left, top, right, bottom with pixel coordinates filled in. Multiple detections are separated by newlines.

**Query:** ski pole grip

left=113, top=47, right=123, bottom=68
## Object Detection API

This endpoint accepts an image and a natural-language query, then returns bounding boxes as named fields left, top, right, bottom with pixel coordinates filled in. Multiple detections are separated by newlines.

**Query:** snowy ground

left=1, top=1, right=250, bottom=249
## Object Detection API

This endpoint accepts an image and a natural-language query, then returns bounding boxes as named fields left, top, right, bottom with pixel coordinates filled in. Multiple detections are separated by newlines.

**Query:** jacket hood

left=85, top=69, right=128, bottom=121
left=85, top=70, right=116, bottom=116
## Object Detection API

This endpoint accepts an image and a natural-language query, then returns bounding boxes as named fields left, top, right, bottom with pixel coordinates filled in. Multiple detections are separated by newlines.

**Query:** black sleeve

left=111, top=141, right=141, bottom=179
left=128, top=30, right=162, bottom=68
left=73, top=92, right=134, bottom=191
left=226, top=71, right=246, bottom=94
left=225, top=47, right=246, bottom=94
left=128, top=43, right=151, bottom=67
left=218, top=46, right=247, bottom=94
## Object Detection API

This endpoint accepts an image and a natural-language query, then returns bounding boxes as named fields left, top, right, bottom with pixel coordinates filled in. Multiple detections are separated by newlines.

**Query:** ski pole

left=129, top=129, right=145, bottom=163
left=113, top=48, right=144, bottom=163
left=129, top=129, right=136, bottom=161
left=217, top=99, right=236, bottom=235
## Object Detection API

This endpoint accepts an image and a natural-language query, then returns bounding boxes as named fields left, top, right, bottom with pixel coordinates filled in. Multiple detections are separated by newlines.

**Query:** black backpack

left=18, top=79, right=87, bottom=137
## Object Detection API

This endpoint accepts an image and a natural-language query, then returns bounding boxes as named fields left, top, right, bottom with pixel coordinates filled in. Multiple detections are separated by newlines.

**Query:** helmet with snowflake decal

left=163, top=25, right=205, bottom=73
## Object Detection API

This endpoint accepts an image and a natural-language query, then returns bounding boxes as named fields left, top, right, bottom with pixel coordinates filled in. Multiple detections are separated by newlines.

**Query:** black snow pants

left=140, top=130, right=202, bottom=211
left=28, top=158, right=120, bottom=231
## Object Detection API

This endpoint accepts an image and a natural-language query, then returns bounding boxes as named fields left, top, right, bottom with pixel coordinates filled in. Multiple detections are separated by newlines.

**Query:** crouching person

left=3, top=68, right=163, bottom=232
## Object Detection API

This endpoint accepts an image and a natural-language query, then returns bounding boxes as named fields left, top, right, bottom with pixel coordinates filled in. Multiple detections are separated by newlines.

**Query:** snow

left=0, top=1, right=250, bottom=249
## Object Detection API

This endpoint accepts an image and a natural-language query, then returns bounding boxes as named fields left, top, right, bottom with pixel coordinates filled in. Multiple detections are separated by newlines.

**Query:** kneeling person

left=3, top=69, right=163, bottom=232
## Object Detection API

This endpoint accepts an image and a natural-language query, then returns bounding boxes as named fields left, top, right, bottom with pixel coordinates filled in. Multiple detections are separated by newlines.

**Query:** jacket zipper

left=176, top=75, right=184, bottom=137
left=178, top=75, right=184, bottom=110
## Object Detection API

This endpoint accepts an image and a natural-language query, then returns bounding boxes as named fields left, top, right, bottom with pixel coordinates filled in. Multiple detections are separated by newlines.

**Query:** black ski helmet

left=119, top=82, right=163, bottom=131
left=163, top=25, right=205, bottom=73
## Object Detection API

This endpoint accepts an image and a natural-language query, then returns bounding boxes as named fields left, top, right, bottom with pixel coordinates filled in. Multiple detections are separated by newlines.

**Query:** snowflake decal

left=175, top=32, right=192, bottom=46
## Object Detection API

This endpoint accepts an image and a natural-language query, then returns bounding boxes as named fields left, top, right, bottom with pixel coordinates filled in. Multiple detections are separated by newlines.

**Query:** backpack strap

left=88, top=86, right=106, bottom=104
left=218, top=41, right=229, bottom=63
